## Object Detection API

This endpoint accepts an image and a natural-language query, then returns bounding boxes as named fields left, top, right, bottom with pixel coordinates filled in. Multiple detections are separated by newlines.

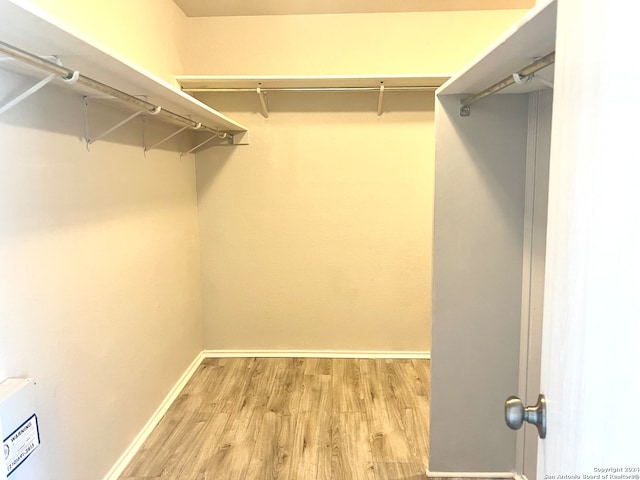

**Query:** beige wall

left=0, top=3, right=532, bottom=477
left=0, top=76, right=202, bottom=479
left=26, top=0, right=188, bottom=84
left=430, top=93, right=529, bottom=472
left=1, top=3, right=200, bottom=478
left=189, top=9, right=527, bottom=353
left=184, top=10, right=528, bottom=75
left=196, top=93, right=434, bottom=352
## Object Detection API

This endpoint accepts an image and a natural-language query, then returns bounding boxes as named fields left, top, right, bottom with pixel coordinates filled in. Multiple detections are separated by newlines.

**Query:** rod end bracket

left=460, top=104, right=471, bottom=117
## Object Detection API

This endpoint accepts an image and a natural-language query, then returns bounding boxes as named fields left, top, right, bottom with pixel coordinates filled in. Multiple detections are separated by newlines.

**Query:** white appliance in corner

left=0, top=378, right=40, bottom=480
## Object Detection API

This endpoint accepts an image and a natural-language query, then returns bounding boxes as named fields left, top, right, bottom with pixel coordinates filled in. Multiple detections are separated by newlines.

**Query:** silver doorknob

left=504, top=394, right=546, bottom=439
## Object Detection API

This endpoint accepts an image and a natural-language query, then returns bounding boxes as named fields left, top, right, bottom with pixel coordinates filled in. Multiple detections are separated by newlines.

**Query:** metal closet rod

left=183, top=86, right=439, bottom=93
left=461, top=51, right=555, bottom=108
left=0, top=40, right=227, bottom=136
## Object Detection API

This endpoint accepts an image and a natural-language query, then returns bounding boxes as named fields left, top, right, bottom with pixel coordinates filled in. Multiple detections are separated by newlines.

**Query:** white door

left=537, top=1, right=640, bottom=476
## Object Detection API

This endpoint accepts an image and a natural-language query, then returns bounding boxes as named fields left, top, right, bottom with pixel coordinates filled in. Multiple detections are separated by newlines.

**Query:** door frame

left=516, top=89, right=553, bottom=479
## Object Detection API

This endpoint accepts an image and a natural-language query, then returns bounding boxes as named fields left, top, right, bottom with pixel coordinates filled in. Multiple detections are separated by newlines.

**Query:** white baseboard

left=202, top=349, right=430, bottom=359
left=102, top=351, right=205, bottom=480
left=426, top=470, right=519, bottom=479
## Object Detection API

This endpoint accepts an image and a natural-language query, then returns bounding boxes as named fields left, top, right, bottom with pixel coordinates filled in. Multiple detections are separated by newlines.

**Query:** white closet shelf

left=0, top=0, right=248, bottom=136
left=438, top=0, right=556, bottom=98
left=175, top=75, right=451, bottom=91
left=176, top=75, right=450, bottom=118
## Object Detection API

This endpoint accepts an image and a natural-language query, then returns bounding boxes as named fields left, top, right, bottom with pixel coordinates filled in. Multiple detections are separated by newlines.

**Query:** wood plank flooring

left=120, top=358, right=430, bottom=480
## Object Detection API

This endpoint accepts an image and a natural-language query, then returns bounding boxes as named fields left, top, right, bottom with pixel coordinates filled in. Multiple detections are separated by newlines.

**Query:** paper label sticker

left=3, top=415, right=40, bottom=477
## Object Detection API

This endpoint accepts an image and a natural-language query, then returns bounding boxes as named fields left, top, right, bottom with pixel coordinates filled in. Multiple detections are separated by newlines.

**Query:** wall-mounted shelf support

left=144, top=125, right=189, bottom=153
left=377, top=82, right=385, bottom=116
left=83, top=97, right=151, bottom=147
left=0, top=37, right=248, bottom=152
left=256, top=84, right=269, bottom=118
left=180, top=130, right=231, bottom=156
left=0, top=56, right=64, bottom=115
left=0, top=39, right=227, bottom=134
left=513, top=71, right=554, bottom=90
left=0, top=71, right=55, bottom=115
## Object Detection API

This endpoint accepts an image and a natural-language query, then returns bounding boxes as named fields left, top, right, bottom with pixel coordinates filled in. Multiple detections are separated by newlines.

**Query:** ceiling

left=173, top=0, right=535, bottom=17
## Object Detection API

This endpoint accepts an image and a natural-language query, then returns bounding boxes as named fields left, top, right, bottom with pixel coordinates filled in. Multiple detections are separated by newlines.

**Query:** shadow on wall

left=444, top=93, right=528, bottom=241
left=193, top=142, right=235, bottom=198
left=0, top=69, right=204, bottom=153
left=0, top=70, right=212, bottom=237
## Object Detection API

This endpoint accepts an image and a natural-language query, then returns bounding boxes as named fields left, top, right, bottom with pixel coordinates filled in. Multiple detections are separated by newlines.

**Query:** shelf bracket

left=144, top=125, right=189, bottom=153
left=256, top=84, right=269, bottom=118
left=0, top=72, right=55, bottom=115
left=377, top=82, right=385, bottom=116
left=512, top=72, right=533, bottom=85
left=85, top=104, right=142, bottom=146
left=180, top=130, right=229, bottom=156
left=0, top=56, right=64, bottom=116
left=84, top=96, right=161, bottom=147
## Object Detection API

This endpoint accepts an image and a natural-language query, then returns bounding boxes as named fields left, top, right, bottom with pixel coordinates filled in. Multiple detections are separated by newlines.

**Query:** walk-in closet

left=2, top=1, right=639, bottom=479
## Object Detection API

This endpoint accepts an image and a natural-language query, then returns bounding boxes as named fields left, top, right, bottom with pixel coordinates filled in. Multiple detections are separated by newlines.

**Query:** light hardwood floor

left=120, top=358, right=430, bottom=480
